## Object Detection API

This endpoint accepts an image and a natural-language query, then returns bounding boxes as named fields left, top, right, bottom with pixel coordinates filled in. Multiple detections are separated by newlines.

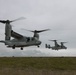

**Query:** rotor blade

left=0, top=17, right=26, bottom=24
left=49, top=39, right=61, bottom=42
left=21, top=29, right=33, bottom=32
left=21, top=29, right=50, bottom=33
left=0, top=20, right=7, bottom=24
left=49, top=40, right=57, bottom=41
left=60, top=42, right=67, bottom=43
left=10, top=17, right=26, bottom=23
left=35, top=29, right=50, bottom=33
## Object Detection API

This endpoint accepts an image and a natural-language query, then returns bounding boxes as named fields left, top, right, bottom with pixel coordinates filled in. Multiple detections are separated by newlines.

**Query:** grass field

left=0, top=57, right=76, bottom=75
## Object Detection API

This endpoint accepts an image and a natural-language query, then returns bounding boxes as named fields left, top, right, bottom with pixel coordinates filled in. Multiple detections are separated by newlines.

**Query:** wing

left=11, top=30, right=23, bottom=39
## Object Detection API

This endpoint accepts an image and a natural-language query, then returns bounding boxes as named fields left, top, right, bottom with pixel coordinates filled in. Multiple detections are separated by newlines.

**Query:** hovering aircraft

left=45, top=40, right=67, bottom=50
left=0, top=18, right=50, bottom=50
left=45, top=40, right=61, bottom=50
left=0, top=29, right=50, bottom=50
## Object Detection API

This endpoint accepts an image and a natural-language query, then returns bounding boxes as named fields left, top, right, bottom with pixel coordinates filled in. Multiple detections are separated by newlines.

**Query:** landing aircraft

left=0, top=18, right=50, bottom=50
left=45, top=40, right=67, bottom=50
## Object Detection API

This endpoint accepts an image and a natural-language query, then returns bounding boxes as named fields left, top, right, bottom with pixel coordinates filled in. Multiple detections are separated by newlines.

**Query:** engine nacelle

left=5, top=23, right=12, bottom=40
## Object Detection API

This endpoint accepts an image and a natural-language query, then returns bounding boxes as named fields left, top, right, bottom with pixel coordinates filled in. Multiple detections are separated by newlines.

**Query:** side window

left=27, top=37, right=30, bottom=42
left=32, top=38, right=34, bottom=41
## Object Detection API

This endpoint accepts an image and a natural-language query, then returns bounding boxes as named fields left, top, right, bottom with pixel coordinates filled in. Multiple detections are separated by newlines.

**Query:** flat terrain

left=0, top=57, right=76, bottom=75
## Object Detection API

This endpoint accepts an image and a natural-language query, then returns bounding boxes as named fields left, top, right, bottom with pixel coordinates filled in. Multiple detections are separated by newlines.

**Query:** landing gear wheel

left=37, top=46, right=40, bottom=48
left=21, top=47, right=23, bottom=50
left=12, top=45, right=15, bottom=49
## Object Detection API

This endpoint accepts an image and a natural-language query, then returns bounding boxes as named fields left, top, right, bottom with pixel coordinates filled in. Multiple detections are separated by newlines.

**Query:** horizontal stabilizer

left=0, top=40, right=6, bottom=43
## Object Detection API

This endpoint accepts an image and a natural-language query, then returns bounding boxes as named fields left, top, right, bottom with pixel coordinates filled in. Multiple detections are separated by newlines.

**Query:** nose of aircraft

left=36, top=41, right=42, bottom=45
left=37, top=41, right=41, bottom=45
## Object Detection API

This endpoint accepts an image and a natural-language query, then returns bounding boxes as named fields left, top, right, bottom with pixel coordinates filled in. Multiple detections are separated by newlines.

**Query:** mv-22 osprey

left=45, top=40, right=67, bottom=50
left=0, top=18, right=50, bottom=50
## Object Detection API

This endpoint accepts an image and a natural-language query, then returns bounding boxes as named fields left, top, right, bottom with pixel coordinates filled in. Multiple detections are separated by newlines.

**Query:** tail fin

left=45, top=44, right=51, bottom=49
left=45, top=44, right=48, bottom=48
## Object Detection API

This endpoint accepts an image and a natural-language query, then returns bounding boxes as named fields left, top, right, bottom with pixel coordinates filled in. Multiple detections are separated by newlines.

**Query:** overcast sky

left=0, top=0, right=76, bottom=57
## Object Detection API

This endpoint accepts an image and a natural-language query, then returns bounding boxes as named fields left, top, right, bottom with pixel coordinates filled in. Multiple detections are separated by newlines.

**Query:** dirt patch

left=0, top=68, right=76, bottom=75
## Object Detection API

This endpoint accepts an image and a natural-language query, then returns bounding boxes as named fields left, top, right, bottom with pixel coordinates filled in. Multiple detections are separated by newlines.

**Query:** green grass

left=0, top=57, right=76, bottom=70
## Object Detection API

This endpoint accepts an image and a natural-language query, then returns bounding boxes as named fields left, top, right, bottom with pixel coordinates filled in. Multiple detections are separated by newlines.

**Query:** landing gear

left=12, top=45, right=15, bottom=49
left=21, top=47, right=23, bottom=50
left=37, top=45, right=40, bottom=48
